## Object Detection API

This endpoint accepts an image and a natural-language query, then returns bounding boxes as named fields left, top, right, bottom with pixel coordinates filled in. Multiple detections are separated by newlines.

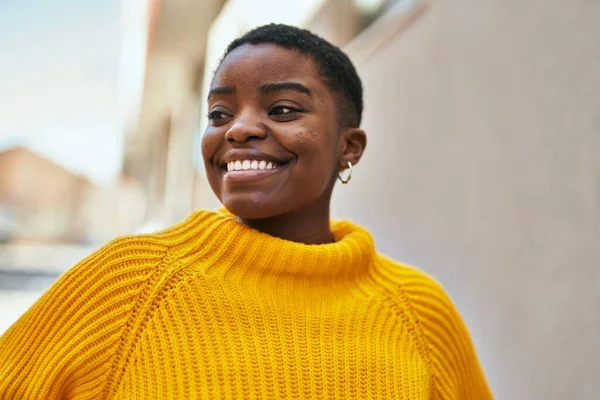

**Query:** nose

left=224, top=109, right=267, bottom=143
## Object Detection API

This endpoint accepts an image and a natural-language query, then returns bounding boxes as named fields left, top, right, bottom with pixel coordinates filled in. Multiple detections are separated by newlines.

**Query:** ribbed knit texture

left=0, top=209, right=492, bottom=399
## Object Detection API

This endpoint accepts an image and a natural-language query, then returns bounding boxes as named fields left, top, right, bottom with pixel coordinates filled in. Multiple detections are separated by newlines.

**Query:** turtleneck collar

left=167, top=209, right=376, bottom=279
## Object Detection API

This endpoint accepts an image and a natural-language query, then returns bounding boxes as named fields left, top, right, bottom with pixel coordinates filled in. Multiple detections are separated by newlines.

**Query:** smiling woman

left=202, top=40, right=366, bottom=239
left=0, top=24, right=492, bottom=399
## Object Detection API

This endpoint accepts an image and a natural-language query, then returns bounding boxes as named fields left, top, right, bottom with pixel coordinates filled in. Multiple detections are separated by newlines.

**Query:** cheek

left=293, top=129, right=319, bottom=160
left=289, top=125, right=337, bottom=182
left=200, top=129, right=224, bottom=195
left=201, top=128, right=220, bottom=165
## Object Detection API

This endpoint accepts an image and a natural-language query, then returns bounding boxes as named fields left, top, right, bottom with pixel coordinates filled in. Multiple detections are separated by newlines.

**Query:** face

left=202, top=44, right=354, bottom=220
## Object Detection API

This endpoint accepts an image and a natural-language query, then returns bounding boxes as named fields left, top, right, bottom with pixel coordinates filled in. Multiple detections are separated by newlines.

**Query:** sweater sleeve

left=398, top=267, right=493, bottom=399
left=0, top=237, right=167, bottom=400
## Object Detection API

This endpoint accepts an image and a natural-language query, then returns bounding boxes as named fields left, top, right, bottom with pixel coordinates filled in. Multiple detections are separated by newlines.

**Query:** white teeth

left=226, top=160, right=279, bottom=172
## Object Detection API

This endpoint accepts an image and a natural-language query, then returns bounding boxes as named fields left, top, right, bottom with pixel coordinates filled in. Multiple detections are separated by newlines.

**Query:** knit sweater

left=0, top=209, right=492, bottom=399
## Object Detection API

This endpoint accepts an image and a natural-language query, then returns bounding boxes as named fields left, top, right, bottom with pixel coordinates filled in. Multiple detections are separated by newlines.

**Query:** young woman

left=0, top=24, right=492, bottom=399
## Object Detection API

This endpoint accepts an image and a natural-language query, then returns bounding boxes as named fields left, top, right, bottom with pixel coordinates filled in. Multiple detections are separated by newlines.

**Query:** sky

left=0, top=0, right=123, bottom=184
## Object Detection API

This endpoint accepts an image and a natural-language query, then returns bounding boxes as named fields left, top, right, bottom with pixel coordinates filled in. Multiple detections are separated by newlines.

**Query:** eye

left=207, top=110, right=226, bottom=120
left=269, top=105, right=295, bottom=115
left=207, top=109, right=231, bottom=125
left=268, top=105, right=303, bottom=121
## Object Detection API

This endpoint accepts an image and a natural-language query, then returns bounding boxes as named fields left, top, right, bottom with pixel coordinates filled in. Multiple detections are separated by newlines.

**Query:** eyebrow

left=207, top=82, right=313, bottom=101
left=207, top=86, right=235, bottom=100
left=259, top=82, right=312, bottom=96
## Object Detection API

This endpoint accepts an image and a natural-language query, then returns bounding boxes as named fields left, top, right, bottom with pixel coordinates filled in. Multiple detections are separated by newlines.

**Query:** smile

left=226, top=159, right=282, bottom=172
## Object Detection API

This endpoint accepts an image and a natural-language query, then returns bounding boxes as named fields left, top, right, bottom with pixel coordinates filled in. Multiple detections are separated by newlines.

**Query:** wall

left=331, top=0, right=600, bottom=398
left=308, top=0, right=363, bottom=48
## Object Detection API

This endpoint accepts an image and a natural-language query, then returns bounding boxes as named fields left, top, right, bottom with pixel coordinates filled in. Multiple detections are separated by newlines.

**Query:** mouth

left=219, top=157, right=291, bottom=185
left=224, top=159, right=284, bottom=173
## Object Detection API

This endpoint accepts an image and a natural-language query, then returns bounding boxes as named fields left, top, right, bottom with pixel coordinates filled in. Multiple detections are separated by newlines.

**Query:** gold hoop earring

left=338, top=161, right=353, bottom=184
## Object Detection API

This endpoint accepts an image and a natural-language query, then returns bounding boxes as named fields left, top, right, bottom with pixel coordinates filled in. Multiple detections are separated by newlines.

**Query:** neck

left=239, top=200, right=334, bottom=245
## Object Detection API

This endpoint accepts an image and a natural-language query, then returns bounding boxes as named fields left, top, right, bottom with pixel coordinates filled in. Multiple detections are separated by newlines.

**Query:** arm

left=0, top=237, right=167, bottom=400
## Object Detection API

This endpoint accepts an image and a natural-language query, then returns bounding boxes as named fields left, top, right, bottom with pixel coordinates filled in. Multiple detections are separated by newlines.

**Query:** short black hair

left=221, top=23, right=363, bottom=127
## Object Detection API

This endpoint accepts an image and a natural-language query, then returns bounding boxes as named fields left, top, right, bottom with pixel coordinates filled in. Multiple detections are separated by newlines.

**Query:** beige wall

left=331, top=0, right=600, bottom=399
left=308, top=0, right=363, bottom=48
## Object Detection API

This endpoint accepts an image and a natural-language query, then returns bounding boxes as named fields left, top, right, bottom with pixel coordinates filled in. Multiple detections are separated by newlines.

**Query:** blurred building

left=81, top=174, right=147, bottom=242
left=122, top=0, right=226, bottom=228
left=0, top=146, right=93, bottom=243
left=0, top=146, right=146, bottom=244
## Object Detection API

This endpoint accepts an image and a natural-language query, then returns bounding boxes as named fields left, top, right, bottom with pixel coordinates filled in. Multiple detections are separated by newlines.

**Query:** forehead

left=213, top=44, right=324, bottom=89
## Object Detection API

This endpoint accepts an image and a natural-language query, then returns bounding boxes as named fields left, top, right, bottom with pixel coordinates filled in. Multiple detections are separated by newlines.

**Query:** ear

left=338, top=128, right=367, bottom=169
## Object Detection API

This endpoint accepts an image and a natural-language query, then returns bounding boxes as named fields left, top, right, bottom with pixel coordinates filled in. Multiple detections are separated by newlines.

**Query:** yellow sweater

left=0, top=210, right=492, bottom=399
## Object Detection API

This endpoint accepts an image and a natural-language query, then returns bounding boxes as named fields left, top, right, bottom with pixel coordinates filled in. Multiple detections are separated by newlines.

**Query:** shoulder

left=375, top=255, right=492, bottom=398
left=69, top=209, right=225, bottom=287
left=375, top=254, right=449, bottom=305
left=77, top=209, right=221, bottom=276
left=65, top=234, right=170, bottom=284
left=20, top=233, right=173, bottom=331
left=374, top=255, right=461, bottom=355
left=64, top=209, right=228, bottom=298
left=31, top=218, right=202, bottom=321
left=375, top=254, right=467, bottom=343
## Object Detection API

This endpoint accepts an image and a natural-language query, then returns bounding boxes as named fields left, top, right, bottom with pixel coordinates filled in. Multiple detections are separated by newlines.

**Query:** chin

left=222, top=195, right=286, bottom=220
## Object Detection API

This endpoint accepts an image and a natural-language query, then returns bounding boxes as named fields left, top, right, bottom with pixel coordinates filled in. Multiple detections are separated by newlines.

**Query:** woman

left=0, top=24, right=492, bottom=399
